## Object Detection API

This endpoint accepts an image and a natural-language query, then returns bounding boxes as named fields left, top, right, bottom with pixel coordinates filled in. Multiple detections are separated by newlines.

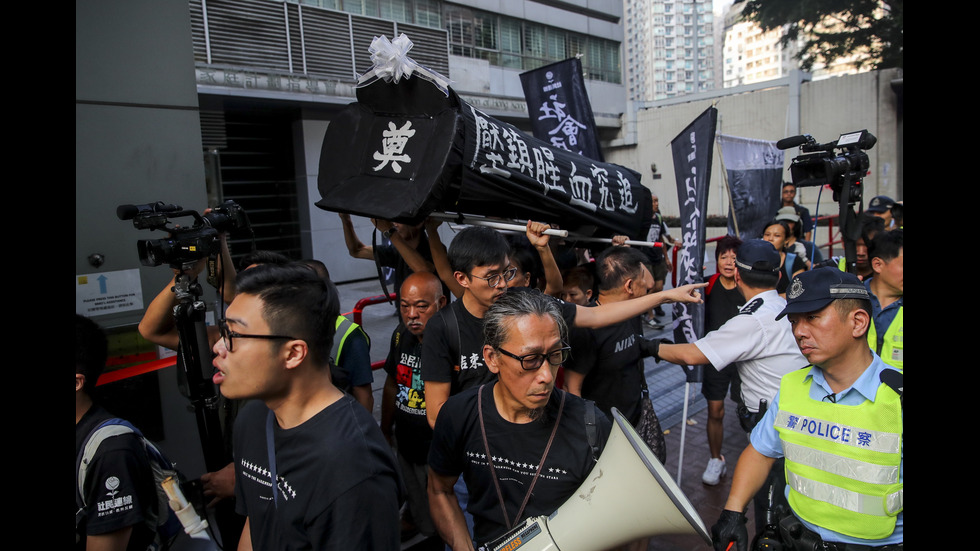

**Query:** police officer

left=865, top=229, right=903, bottom=371
left=711, top=267, right=903, bottom=551
left=655, top=239, right=805, bottom=536
left=656, top=239, right=807, bottom=475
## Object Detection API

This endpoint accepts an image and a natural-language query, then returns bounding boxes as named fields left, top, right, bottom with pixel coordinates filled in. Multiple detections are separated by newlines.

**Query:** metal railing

left=344, top=293, right=396, bottom=370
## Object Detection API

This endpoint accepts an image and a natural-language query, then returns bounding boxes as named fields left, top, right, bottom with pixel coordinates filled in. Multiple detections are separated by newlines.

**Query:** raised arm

left=425, top=218, right=464, bottom=299
left=372, top=218, right=435, bottom=274
left=138, top=258, right=222, bottom=350
left=339, top=213, right=375, bottom=260
left=526, top=220, right=563, bottom=297
left=573, top=283, right=706, bottom=329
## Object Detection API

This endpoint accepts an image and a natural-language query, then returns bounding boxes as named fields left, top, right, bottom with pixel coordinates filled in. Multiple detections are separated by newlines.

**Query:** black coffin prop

left=317, top=77, right=646, bottom=237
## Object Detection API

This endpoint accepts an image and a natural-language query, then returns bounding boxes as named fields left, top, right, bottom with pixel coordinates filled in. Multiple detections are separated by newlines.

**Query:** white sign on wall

left=76, top=269, right=144, bottom=316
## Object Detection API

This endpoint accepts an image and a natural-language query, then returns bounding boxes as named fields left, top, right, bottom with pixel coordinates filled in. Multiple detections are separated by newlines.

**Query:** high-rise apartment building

left=625, top=0, right=716, bottom=102
left=721, top=0, right=792, bottom=88
left=721, top=0, right=873, bottom=88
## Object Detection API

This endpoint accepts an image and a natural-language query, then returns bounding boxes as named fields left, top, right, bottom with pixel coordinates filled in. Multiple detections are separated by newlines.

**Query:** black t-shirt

left=705, top=276, right=745, bottom=333
left=428, top=384, right=611, bottom=544
left=421, top=287, right=577, bottom=396
left=75, top=405, right=156, bottom=551
left=233, top=397, right=400, bottom=550
left=421, top=298, right=494, bottom=395
left=384, top=325, right=433, bottom=464
left=564, top=305, right=644, bottom=424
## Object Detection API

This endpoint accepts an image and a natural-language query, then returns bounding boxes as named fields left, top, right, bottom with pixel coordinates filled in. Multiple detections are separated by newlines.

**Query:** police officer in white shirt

left=653, top=239, right=807, bottom=530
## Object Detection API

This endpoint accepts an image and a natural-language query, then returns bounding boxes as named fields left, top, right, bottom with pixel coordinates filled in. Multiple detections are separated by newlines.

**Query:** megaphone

left=479, top=408, right=711, bottom=551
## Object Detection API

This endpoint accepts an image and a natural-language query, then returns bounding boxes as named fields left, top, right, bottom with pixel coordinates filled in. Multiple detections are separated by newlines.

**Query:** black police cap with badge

left=776, top=267, right=869, bottom=320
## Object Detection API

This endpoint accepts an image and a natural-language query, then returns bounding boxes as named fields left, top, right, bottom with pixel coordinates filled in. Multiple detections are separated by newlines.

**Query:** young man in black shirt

left=76, top=314, right=157, bottom=551
left=212, top=264, right=399, bottom=550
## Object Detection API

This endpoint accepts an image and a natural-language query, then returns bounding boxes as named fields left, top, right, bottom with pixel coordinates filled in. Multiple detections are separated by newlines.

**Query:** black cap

left=866, top=195, right=895, bottom=214
left=777, top=267, right=870, bottom=319
left=735, top=239, right=781, bottom=273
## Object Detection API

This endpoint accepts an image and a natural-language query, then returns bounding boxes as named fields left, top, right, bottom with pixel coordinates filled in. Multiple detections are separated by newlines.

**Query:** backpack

left=76, top=418, right=183, bottom=550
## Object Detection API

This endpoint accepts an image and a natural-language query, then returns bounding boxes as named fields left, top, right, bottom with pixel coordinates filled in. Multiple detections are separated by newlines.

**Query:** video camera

left=117, top=200, right=249, bottom=267
left=777, top=130, right=876, bottom=204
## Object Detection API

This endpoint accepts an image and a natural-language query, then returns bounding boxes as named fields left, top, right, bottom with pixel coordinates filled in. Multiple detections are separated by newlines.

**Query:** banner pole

left=432, top=213, right=665, bottom=249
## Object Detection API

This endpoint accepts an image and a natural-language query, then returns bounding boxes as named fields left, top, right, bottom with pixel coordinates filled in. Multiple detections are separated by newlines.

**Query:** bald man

left=382, top=271, right=447, bottom=543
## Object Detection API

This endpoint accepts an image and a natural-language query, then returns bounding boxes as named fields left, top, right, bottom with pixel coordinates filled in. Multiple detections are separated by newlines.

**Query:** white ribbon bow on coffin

left=356, top=34, right=452, bottom=96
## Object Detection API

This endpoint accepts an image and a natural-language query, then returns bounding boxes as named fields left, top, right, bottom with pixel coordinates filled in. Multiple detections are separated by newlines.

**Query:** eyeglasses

left=495, top=345, right=571, bottom=371
left=218, top=319, right=296, bottom=352
left=470, top=267, right=518, bottom=288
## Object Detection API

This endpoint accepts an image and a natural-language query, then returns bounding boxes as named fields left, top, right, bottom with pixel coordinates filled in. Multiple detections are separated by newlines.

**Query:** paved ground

left=336, top=276, right=756, bottom=550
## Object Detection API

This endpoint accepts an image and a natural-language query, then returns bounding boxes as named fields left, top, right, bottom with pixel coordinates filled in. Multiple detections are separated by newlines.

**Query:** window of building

left=442, top=4, right=620, bottom=83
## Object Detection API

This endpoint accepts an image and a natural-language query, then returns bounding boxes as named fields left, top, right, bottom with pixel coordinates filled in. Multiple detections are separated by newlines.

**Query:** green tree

left=744, top=0, right=902, bottom=72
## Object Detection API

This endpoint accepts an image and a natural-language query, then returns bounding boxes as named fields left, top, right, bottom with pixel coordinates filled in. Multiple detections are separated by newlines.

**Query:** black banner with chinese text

left=718, top=134, right=784, bottom=240
left=669, top=107, right=717, bottom=383
left=520, top=58, right=604, bottom=162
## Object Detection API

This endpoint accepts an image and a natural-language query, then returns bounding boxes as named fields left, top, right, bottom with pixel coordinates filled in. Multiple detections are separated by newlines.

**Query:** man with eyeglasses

left=427, top=290, right=613, bottom=549
left=211, top=264, right=400, bottom=550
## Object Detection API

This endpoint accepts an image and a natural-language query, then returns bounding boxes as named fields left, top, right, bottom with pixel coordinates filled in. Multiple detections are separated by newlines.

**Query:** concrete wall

left=77, top=0, right=211, bottom=475
left=606, top=68, right=902, bottom=224
left=77, top=0, right=209, bottom=328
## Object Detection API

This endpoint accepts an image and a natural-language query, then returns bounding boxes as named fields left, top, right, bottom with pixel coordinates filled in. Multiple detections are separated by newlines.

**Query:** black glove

left=639, top=338, right=673, bottom=361
left=711, top=509, right=748, bottom=551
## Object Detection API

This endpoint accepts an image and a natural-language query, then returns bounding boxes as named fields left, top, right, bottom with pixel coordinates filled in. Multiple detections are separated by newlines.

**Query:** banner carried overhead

left=519, top=58, right=604, bottom=162
left=316, top=37, right=646, bottom=238
left=718, top=134, right=784, bottom=240
left=669, top=106, right=717, bottom=383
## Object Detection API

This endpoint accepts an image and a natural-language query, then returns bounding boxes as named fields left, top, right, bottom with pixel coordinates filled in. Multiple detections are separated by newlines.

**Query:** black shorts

left=701, top=363, right=738, bottom=402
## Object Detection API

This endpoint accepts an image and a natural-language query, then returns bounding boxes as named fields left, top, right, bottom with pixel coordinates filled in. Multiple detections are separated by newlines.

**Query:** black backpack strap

left=446, top=301, right=460, bottom=364
left=584, top=400, right=599, bottom=462
left=879, top=369, right=903, bottom=410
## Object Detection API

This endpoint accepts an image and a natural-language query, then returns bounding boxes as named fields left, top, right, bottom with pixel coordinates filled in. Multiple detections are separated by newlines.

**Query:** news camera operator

left=124, top=201, right=251, bottom=547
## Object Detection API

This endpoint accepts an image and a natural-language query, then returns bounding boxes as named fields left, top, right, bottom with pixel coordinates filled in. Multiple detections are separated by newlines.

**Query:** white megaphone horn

left=478, top=408, right=711, bottom=551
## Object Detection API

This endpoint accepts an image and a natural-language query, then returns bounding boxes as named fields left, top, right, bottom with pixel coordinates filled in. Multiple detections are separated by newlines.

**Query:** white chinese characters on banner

left=468, top=106, right=638, bottom=217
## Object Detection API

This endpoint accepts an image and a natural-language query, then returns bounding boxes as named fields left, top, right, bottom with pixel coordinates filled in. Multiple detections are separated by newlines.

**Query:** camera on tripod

left=777, top=130, right=877, bottom=204
left=116, top=200, right=249, bottom=267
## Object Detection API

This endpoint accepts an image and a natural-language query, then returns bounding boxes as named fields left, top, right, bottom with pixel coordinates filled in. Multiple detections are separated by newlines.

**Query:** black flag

left=520, top=58, right=604, bottom=162
left=718, top=134, right=784, bottom=240
left=669, top=106, right=717, bottom=383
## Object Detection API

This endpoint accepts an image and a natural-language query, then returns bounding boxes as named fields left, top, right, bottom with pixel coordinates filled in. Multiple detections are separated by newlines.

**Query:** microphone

left=117, top=202, right=182, bottom=220
left=776, top=135, right=811, bottom=150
